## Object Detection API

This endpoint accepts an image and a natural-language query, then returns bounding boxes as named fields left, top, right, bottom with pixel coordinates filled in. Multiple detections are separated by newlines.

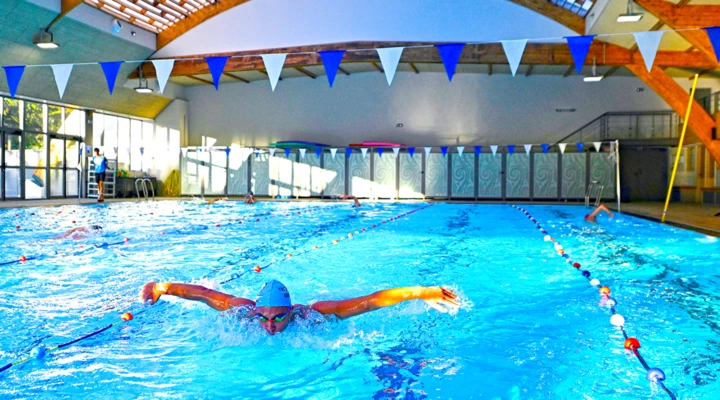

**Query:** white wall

left=185, top=71, right=671, bottom=147
left=154, top=0, right=574, bottom=58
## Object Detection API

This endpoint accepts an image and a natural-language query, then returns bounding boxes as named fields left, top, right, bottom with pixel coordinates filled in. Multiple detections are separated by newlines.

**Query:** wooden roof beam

left=46, top=0, right=84, bottom=30
left=507, top=0, right=585, bottom=34
left=370, top=61, right=384, bottom=73
left=294, top=66, right=317, bottom=78
left=525, top=65, right=533, bottom=77
left=187, top=75, right=214, bottom=85
left=223, top=72, right=249, bottom=83
left=409, top=63, right=420, bottom=74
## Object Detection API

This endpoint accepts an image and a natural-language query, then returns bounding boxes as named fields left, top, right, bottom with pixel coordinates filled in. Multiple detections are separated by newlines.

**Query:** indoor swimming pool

left=0, top=201, right=718, bottom=399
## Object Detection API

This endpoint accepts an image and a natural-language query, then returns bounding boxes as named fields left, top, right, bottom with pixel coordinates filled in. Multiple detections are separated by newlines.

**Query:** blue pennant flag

left=284, top=148, right=291, bottom=157
left=576, top=143, right=584, bottom=152
left=507, top=145, right=515, bottom=155
left=441, top=146, right=448, bottom=157
left=474, top=146, right=482, bottom=155
left=541, top=144, right=549, bottom=153
left=86, top=145, right=92, bottom=154
left=377, top=148, right=384, bottom=157
left=435, top=43, right=465, bottom=82
left=205, top=56, right=229, bottom=90
left=255, top=151, right=260, bottom=159
left=345, top=148, right=352, bottom=157
left=318, top=50, right=345, bottom=87
left=2, top=66, right=25, bottom=99
left=99, top=61, right=123, bottom=95
left=408, top=147, right=415, bottom=157
left=315, top=148, right=322, bottom=158
left=140, top=147, right=145, bottom=155
left=706, top=27, right=720, bottom=62
left=225, top=147, right=231, bottom=156
left=565, top=35, right=595, bottom=74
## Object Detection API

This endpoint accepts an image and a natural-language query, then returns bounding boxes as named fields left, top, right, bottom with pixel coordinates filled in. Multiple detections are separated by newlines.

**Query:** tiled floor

left=611, top=201, right=720, bottom=236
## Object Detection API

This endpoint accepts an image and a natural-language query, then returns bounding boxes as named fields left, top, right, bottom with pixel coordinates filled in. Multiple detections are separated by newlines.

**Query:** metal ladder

left=585, top=180, right=605, bottom=207
left=135, top=178, right=155, bottom=201
left=88, top=158, right=116, bottom=199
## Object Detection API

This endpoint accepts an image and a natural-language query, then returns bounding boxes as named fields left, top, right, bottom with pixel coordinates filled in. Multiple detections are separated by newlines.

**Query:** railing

left=555, top=111, right=679, bottom=144
left=134, top=178, right=155, bottom=202
left=697, top=91, right=720, bottom=115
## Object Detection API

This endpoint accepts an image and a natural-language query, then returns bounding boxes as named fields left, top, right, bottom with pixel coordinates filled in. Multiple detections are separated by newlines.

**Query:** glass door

left=24, top=132, right=47, bottom=199
left=2, top=129, right=22, bottom=200
left=65, top=138, right=81, bottom=197
left=49, top=135, right=65, bottom=197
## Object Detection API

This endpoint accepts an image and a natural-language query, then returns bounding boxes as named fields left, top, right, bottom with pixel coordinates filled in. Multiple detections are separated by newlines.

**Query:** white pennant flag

left=151, top=60, right=175, bottom=94
left=558, top=143, right=567, bottom=154
left=490, top=145, right=498, bottom=156
left=361, top=148, right=368, bottom=158
left=593, top=142, right=602, bottom=152
left=424, top=147, right=432, bottom=157
left=181, top=148, right=188, bottom=156
left=392, top=147, right=400, bottom=157
left=633, top=31, right=665, bottom=72
left=261, top=54, right=287, bottom=91
left=376, top=47, right=404, bottom=86
left=299, top=148, right=306, bottom=158
left=501, top=39, right=528, bottom=77
left=330, top=148, right=338, bottom=159
left=269, top=148, right=276, bottom=157
left=457, top=146, right=465, bottom=157
left=524, top=144, right=532, bottom=155
left=51, top=64, right=73, bottom=99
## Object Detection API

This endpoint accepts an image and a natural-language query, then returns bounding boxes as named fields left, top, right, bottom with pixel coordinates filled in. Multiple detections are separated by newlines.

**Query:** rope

left=162, top=169, right=181, bottom=197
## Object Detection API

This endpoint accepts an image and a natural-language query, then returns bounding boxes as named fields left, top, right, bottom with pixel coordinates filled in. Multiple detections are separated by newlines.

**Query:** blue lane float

left=510, top=205, right=677, bottom=400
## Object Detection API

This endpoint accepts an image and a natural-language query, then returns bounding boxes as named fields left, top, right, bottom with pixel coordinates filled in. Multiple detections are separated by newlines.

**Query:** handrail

left=556, top=113, right=608, bottom=145
left=135, top=178, right=155, bottom=202
left=144, top=178, right=155, bottom=201
left=554, top=111, right=678, bottom=145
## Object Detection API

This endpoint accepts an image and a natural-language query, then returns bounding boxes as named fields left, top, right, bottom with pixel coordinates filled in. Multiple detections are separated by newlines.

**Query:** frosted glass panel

left=425, top=154, right=448, bottom=198
left=294, top=152, right=320, bottom=197
left=271, top=153, right=294, bottom=197
left=373, top=153, right=396, bottom=199
left=251, top=153, right=270, bottom=196
left=209, top=151, right=226, bottom=195
left=399, top=153, right=422, bottom=199
left=323, top=153, right=345, bottom=196
left=228, top=148, right=250, bottom=195
left=534, top=153, right=558, bottom=198
left=349, top=153, right=371, bottom=197
left=591, top=153, right=615, bottom=199
left=561, top=153, right=586, bottom=198
left=506, top=154, right=530, bottom=198
left=478, top=154, right=502, bottom=198
left=451, top=153, right=474, bottom=198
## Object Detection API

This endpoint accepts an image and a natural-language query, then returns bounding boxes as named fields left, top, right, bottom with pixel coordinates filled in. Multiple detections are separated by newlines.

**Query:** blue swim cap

left=255, top=280, right=291, bottom=308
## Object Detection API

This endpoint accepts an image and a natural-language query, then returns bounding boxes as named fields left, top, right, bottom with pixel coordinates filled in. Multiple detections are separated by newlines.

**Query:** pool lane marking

left=0, top=203, right=433, bottom=375
left=510, top=205, right=677, bottom=400
left=220, top=203, right=434, bottom=285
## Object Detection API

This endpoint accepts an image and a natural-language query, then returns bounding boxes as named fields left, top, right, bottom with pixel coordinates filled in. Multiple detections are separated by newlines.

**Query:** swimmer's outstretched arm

left=140, top=282, right=255, bottom=311
left=309, top=286, right=458, bottom=319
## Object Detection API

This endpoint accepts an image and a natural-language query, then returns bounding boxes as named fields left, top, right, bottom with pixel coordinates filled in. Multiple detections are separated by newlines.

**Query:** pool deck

left=2, top=197, right=717, bottom=236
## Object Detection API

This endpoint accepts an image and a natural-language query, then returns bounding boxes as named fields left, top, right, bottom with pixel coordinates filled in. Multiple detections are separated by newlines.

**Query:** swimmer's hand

left=420, top=287, right=460, bottom=313
left=140, top=282, right=166, bottom=305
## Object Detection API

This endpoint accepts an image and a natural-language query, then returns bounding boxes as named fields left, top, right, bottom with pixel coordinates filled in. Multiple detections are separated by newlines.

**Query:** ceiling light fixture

left=584, top=57, right=604, bottom=83
left=33, top=30, right=59, bottom=49
left=617, top=0, right=643, bottom=22
left=134, top=64, right=153, bottom=94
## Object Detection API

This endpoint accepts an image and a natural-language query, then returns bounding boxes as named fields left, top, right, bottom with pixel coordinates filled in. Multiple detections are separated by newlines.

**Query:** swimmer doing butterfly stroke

left=140, top=280, right=459, bottom=335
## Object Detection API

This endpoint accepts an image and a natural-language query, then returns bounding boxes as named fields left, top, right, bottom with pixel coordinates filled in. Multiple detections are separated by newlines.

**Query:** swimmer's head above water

left=254, top=280, right=292, bottom=335
left=91, top=225, right=103, bottom=231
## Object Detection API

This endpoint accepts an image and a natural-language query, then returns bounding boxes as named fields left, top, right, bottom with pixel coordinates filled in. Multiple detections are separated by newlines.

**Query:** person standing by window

left=92, top=148, right=108, bottom=203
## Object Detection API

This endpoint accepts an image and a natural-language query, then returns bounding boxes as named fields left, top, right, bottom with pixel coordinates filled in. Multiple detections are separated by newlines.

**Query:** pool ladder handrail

left=135, top=178, right=155, bottom=202
left=585, top=181, right=605, bottom=207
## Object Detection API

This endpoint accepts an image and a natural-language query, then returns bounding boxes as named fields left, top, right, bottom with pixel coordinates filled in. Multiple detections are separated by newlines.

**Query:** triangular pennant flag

left=261, top=53, right=287, bottom=91
left=225, top=147, right=231, bottom=156
left=330, top=148, right=338, bottom=159
left=559, top=143, right=567, bottom=154
left=507, top=145, right=515, bottom=155
left=284, top=148, right=291, bottom=157
left=361, top=148, right=369, bottom=158
left=593, top=142, right=602, bottom=152
left=151, top=60, right=175, bottom=94
left=139, top=147, right=145, bottom=155
left=490, top=145, right=498, bottom=156
left=501, top=40, right=528, bottom=77
left=376, top=47, right=404, bottom=85
left=315, top=148, right=322, bottom=158
left=408, top=147, right=415, bottom=157
left=392, top=147, right=400, bottom=157
left=318, top=50, right=346, bottom=87
left=633, top=31, right=664, bottom=72
left=435, top=44, right=465, bottom=81
left=181, top=148, right=188, bottom=156
left=345, top=148, right=353, bottom=158
left=706, top=27, right=720, bottom=62
left=565, top=35, right=595, bottom=74
left=2, top=66, right=24, bottom=99
left=99, top=61, right=123, bottom=95
left=576, top=143, right=584, bottom=152
left=196, top=147, right=202, bottom=153
left=205, top=56, right=229, bottom=90
left=299, top=148, right=306, bottom=159
left=255, top=150, right=260, bottom=158
left=424, top=147, right=432, bottom=157
left=441, top=146, right=448, bottom=157
left=377, top=148, right=384, bottom=157
left=113, top=147, right=118, bottom=154
left=269, top=148, right=276, bottom=157
left=86, top=145, right=92, bottom=154
left=457, top=146, right=465, bottom=157
left=474, top=146, right=482, bottom=155
left=541, top=144, right=549, bottom=153
left=50, top=64, right=73, bottom=99
left=524, top=144, right=532, bottom=155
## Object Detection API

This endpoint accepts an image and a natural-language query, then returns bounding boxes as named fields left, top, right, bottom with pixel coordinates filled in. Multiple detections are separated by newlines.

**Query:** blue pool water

left=0, top=201, right=719, bottom=399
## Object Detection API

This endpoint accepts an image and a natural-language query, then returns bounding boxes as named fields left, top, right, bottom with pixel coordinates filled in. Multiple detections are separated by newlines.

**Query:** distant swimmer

left=335, top=194, right=361, bottom=207
left=55, top=225, right=103, bottom=240
left=244, top=191, right=256, bottom=204
left=206, top=197, right=228, bottom=205
left=140, top=279, right=458, bottom=335
left=584, top=204, right=614, bottom=223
